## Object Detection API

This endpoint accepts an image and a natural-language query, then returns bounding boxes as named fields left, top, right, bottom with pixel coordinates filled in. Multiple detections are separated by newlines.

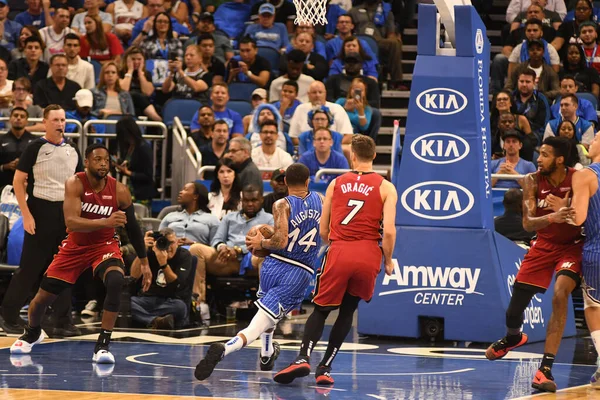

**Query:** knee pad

left=103, top=270, right=125, bottom=312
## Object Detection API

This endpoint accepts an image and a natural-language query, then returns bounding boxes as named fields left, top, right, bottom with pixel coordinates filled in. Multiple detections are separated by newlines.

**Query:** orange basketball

left=246, top=224, right=275, bottom=257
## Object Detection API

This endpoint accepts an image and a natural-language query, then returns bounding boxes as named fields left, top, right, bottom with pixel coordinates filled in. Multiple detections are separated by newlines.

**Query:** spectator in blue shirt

left=244, top=3, right=289, bottom=52
left=298, top=108, right=344, bottom=155
left=0, top=0, right=23, bottom=52
left=491, top=130, right=537, bottom=189
left=329, top=36, right=378, bottom=80
left=285, top=22, right=327, bottom=59
left=271, top=80, right=301, bottom=130
left=129, top=0, right=190, bottom=47
left=550, top=76, right=598, bottom=125
left=325, top=14, right=378, bottom=64
left=298, top=127, right=349, bottom=183
left=190, top=82, right=244, bottom=136
left=15, top=0, right=46, bottom=29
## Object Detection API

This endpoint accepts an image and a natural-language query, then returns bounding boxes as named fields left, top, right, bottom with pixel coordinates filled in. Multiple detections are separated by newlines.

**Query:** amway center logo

left=416, top=88, right=468, bottom=116
left=380, top=260, right=483, bottom=306
left=410, top=133, right=470, bottom=165
left=475, top=29, right=484, bottom=54
left=401, top=181, right=475, bottom=220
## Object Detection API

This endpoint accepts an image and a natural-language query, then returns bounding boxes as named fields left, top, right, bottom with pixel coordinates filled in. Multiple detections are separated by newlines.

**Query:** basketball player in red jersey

left=10, top=143, right=152, bottom=365
left=274, top=135, right=398, bottom=386
left=486, top=137, right=582, bottom=393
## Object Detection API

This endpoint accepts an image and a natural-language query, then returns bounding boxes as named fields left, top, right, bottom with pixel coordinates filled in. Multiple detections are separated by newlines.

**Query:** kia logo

left=416, top=88, right=468, bottom=116
left=401, top=181, right=475, bottom=220
left=475, top=29, right=484, bottom=54
left=410, top=133, right=470, bottom=165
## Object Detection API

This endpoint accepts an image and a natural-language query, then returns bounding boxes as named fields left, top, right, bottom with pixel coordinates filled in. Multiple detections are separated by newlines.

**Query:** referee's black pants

left=1, top=197, right=72, bottom=325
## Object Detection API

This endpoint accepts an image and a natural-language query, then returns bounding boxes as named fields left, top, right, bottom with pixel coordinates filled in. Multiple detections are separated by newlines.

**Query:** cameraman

left=130, top=228, right=193, bottom=330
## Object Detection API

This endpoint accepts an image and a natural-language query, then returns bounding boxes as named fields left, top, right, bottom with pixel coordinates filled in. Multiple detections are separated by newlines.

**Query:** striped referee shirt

left=17, top=138, right=83, bottom=202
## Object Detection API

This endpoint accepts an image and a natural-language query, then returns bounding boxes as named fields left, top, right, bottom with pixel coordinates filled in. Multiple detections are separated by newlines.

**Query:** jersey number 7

left=341, top=199, right=365, bottom=225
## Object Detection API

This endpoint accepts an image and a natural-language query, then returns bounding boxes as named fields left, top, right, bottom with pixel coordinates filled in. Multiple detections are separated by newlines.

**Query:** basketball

left=246, top=224, right=275, bottom=258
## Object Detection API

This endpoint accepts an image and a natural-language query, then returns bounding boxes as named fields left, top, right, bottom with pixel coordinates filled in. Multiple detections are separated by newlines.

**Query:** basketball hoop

left=293, top=0, right=328, bottom=26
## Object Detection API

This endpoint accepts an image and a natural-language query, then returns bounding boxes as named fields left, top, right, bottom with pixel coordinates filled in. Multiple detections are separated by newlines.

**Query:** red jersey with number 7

left=328, top=171, right=384, bottom=242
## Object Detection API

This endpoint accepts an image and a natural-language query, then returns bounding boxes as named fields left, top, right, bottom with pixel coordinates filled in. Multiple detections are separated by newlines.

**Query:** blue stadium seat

left=257, top=46, right=281, bottom=77
left=228, top=82, right=259, bottom=102
left=162, top=99, right=202, bottom=127
left=576, top=92, right=599, bottom=110
left=89, top=59, right=102, bottom=84
left=227, top=100, right=253, bottom=117
left=357, top=35, right=379, bottom=59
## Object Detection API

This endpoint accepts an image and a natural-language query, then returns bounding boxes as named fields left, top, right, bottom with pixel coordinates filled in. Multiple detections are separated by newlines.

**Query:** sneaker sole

left=532, top=381, right=557, bottom=392
left=10, top=330, right=46, bottom=354
left=93, top=352, right=115, bottom=364
left=316, top=375, right=334, bottom=385
left=195, top=343, right=225, bottom=381
left=485, top=333, right=529, bottom=361
left=274, top=363, right=311, bottom=384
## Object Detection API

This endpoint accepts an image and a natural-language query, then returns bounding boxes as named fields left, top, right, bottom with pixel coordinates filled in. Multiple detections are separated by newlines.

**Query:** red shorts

left=516, top=239, right=583, bottom=292
left=312, top=240, right=382, bottom=307
left=45, top=238, right=123, bottom=284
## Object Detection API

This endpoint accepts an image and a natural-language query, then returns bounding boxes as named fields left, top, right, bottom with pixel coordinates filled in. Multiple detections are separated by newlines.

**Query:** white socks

left=592, top=330, right=600, bottom=368
left=224, top=309, right=275, bottom=357
left=261, top=330, right=274, bottom=358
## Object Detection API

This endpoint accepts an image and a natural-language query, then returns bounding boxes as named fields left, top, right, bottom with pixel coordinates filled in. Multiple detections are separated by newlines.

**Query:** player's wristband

left=159, top=263, right=168, bottom=269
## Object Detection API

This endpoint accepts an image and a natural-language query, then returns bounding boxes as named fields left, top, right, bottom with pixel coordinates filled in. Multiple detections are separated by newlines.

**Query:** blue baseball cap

left=0, top=0, right=7, bottom=5
left=259, top=3, right=275, bottom=15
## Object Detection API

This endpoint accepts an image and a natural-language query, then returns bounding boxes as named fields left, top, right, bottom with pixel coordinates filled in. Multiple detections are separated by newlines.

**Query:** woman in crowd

left=336, top=78, right=372, bottom=135
left=0, top=59, right=13, bottom=110
left=208, top=158, right=242, bottom=220
left=557, top=120, right=590, bottom=169
left=162, top=44, right=209, bottom=102
left=119, top=46, right=162, bottom=121
left=281, top=32, right=328, bottom=82
left=114, top=115, right=157, bottom=203
left=79, top=14, right=124, bottom=64
left=92, top=61, right=136, bottom=118
left=159, top=182, right=220, bottom=246
left=11, top=25, right=41, bottom=60
left=330, top=36, right=378, bottom=80
left=140, top=11, right=184, bottom=61
left=558, top=43, right=600, bottom=98
left=490, top=89, right=535, bottom=159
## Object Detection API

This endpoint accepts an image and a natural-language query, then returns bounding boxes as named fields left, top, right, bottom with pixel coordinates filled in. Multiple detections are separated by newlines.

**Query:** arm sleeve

left=124, top=204, right=147, bottom=258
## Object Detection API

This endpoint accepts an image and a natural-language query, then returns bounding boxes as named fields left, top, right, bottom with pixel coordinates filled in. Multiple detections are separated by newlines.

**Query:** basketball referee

left=0, top=104, right=84, bottom=336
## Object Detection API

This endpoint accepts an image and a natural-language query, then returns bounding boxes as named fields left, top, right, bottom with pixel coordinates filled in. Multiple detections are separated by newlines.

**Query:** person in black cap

left=506, top=39, right=560, bottom=101
left=184, top=12, right=233, bottom=64
left=325, top=51, right=381, bottom=108
left=491, top=130, right=537, bottom=189
left=262, top=168, right=288, bottom=214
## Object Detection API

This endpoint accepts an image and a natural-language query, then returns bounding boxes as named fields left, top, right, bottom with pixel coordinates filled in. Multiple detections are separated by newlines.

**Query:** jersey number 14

left=287, top=227, right=318, bottom=253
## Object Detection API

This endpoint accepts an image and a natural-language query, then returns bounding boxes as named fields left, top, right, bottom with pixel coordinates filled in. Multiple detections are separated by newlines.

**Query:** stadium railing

left=0, top=118, right=84, bottom=152
left=82, top=120, right=168, bottom=200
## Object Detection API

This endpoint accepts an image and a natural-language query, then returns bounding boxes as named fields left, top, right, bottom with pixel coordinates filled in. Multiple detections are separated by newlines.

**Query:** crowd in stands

left=490, top=0, right=600, bottom=186
left=0, top=0, right=408, bottom=330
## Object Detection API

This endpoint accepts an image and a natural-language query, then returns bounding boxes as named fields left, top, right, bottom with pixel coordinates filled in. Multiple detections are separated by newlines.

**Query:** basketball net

left=293, top=0, right=328, bottom=25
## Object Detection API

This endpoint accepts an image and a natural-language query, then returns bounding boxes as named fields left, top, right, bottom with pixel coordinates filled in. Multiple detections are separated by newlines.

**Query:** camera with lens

left=150, top=231, right=171, bottom=251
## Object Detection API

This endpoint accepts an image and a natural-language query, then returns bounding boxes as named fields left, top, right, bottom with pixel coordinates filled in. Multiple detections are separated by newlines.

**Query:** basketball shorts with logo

left=45, top=238, right=124, bottom=284
left=515, top=239, right=583, bottom=293
left=312, top=240, right=382, bottom=307
left=256, top=257, right=312, bottom=321
left=581, top=251, right=600, bottom=308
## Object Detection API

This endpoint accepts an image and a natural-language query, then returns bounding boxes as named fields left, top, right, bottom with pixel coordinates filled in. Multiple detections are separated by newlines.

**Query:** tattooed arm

left=247, top=199, right=291, bottom=251
left=522, top=173, right=574, bottom=232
